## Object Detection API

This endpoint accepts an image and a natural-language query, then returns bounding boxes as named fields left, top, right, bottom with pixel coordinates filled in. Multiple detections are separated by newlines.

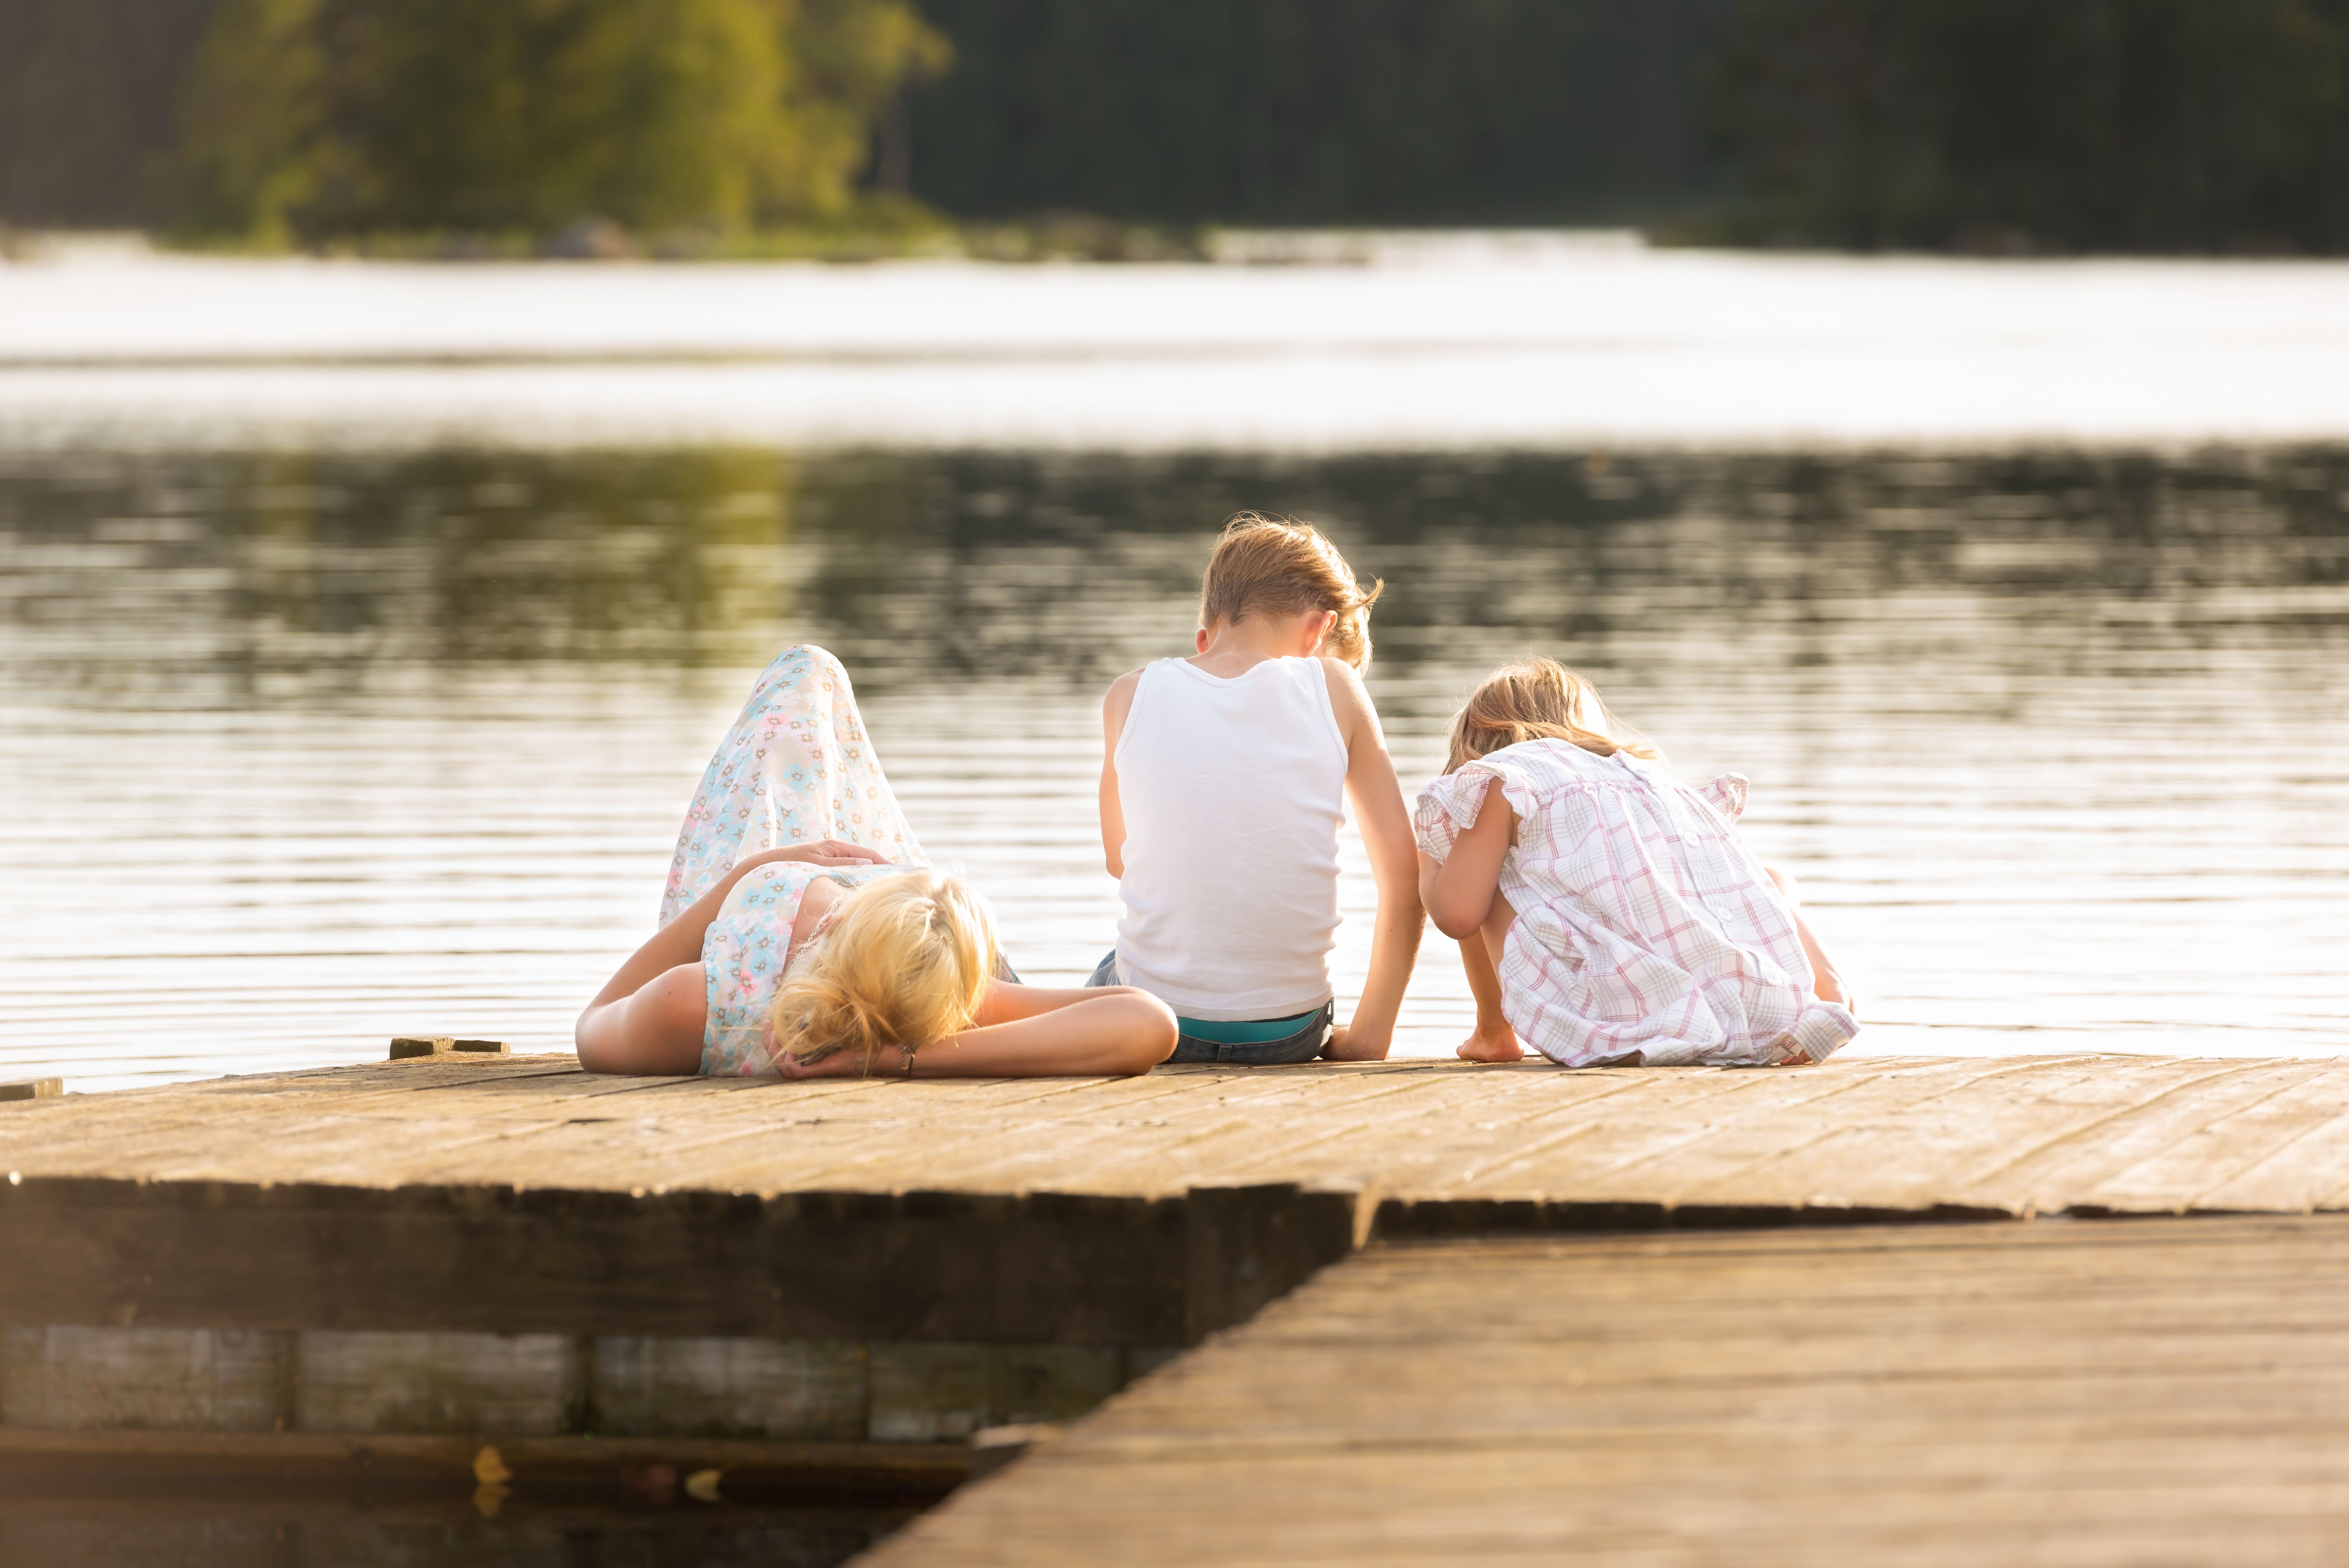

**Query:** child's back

left=1114, top=653, right=1346, bottom=1019
left=1097, top=516, right=1423, bottom=1063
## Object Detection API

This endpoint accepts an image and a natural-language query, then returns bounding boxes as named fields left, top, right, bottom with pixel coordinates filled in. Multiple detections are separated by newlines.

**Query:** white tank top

left=1112, top=657, right=1349, bottom=1020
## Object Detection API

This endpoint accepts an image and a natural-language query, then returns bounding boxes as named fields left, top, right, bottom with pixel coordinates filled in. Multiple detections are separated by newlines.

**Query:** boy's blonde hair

left=767, top=870, right=998, bottom=1073
left=1445, top=657, right=1661, bottom=774
left=1200, top=513, right=1383, bottom=669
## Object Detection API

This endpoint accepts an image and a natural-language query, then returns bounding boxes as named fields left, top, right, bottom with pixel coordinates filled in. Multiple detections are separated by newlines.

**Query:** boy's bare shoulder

left=1317, top=656, right=1375, bottom=706
left=1102, top=668, right=1147, bottom=726
left=1316, top=657, right=1385, bottom=748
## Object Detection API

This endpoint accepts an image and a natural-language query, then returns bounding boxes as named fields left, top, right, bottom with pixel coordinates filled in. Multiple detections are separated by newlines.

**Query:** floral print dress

left=700, top=858, right=909, bottom=1076
left=663, top=645, right=924, bottom=1076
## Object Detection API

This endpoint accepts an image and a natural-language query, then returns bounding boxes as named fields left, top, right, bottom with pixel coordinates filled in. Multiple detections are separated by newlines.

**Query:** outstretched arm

left=1321, top=660, right=1425, bottom=1061
left=782, top=979, right=1178, bottom=1079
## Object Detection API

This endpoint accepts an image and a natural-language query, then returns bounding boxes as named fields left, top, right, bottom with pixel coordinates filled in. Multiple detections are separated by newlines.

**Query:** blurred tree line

left=899, top=0, right=1733, bottom=226
left=4, top=0, right=2349, bottom=250
left=0, top=0, right=946, bottom=242
left=1709, top=0, right=2349, bottom=252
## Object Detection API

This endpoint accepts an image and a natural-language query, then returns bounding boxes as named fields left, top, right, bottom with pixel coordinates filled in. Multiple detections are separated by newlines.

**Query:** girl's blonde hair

left=766, top=870, right=998, bottom=1073
left=1200, top=513, right=1383, bottom=669
left=1445, top=657, right=1661, bottom=774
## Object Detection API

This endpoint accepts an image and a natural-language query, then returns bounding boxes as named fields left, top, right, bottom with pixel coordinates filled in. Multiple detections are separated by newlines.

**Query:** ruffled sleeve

left=1413, top=769, right=1498, bottom=863
left=1416, top=748, right=1556, bottom=861
left=1698, top=772, right=1749, bottom=823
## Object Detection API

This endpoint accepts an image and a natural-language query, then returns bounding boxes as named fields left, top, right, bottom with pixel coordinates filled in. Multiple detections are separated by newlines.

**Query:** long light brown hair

left=1443, top=658, right=1661, bottom=774
left=767, top=870, right=998, bottom=1073
left=1199, top=513, right=1383, bottom=669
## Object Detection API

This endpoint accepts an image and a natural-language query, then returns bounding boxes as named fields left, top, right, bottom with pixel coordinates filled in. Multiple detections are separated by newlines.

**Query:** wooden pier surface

left=9, top=1051, right=2349, bottom=1214
left=869, top=1216, right=2349, bottom=1567
left=10, top=1053, right=2349, bottom=1560
left=7, top=1051, right=2349, bottom=1343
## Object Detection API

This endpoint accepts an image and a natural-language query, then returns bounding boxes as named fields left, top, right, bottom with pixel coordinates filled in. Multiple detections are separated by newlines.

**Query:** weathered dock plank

left=865, top=1216, right=2349, bottom=1567
left=13, top=1054, right=2341, bottom=1208
left=9, top=1055, right=2349, bottom=1353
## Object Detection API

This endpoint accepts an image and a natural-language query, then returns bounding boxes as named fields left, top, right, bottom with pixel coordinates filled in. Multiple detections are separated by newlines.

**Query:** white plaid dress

left=1415, top=739, right=1857, bottom=1068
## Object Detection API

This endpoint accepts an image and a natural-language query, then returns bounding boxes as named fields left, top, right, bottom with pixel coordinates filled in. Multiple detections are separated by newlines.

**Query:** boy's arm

left=1099, top=671, right=1141, bottom=878
left=1322, top=661, right=1424, bottom=1061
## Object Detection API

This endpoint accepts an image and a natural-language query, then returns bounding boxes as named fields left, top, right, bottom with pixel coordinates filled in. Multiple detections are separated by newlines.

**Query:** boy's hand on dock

left=1321, top=1024, right=1393, bottom=1061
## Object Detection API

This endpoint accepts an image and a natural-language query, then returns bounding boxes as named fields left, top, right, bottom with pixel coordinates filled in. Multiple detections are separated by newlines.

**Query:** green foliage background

left=5, top=0, right=2349, bottom=250
left=3, top=0, right=945, bottom=242
left=898, top=0, right=1733, bottom=226
left=1708, top=0, right=2349, bottom=253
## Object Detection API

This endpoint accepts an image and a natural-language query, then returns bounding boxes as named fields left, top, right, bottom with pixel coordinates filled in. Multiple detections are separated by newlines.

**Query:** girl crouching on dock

left=577, top=645, right=1176, bottom=1080
left=1416, top=659, right=1856, bottom=1068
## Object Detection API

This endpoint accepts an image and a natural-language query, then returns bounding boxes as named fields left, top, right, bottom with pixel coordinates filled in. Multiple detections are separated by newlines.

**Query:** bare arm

left=574, top=841, right=884, bottom=1074
left=1419, top=791, right=1514, bottom=940
left=1320, top=660, right=1425, bottom=1061
left=784, top=978, right=1178, bottom=1079
left=1766, top=866, right=1853, bottom=1010
left=1098, top=670, right=1141, bottom=878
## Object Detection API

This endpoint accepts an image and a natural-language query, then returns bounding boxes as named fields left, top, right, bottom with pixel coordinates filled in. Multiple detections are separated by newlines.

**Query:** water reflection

left=2, top=445, right=2345, bottom=1086
left=2, top=1484, right=914, bottom=1567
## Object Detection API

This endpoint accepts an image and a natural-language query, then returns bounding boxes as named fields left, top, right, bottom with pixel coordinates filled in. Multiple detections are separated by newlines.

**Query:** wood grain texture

left=8, top=1055, right=2349, bottom=1343
left=867, top=1217, right=2349, bottom=1567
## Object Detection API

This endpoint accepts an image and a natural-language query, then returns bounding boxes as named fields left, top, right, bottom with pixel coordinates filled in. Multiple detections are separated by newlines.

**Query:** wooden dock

left=867, top=1216, right=2349, bottom=1566
left=7, top=1052, right=2349, bottom=1559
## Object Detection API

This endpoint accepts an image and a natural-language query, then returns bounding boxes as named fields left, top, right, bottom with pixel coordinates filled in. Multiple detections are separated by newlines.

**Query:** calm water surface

left=4, top=445, right=2346, bottom=1089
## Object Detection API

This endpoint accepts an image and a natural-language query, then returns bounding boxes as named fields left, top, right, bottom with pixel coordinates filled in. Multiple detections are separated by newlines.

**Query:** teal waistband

left=1173, top=1007, right=1325, bottom=1045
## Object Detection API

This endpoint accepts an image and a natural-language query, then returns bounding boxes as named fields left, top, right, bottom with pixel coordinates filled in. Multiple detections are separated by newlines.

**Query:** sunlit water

left=13, top=247, right=2349, bottom=449
left=3, top=445, right=2345, bottom=1090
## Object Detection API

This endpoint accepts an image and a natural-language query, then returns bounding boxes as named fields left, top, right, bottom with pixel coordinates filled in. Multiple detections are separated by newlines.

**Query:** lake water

left=5, top=441, right=2345, bottom=1090
left=14, top=244, right=2349, bottom=450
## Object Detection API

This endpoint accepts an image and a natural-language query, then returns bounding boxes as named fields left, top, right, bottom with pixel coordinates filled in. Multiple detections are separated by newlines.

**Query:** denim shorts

left=1086, top=951, right=1332, bottom=1065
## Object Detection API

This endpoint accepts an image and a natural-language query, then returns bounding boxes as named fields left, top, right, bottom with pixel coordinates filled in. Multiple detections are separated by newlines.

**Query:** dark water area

left=4, top=1483, right=916, bottom=1567
left=4, top=444, right=2348, bottom=1087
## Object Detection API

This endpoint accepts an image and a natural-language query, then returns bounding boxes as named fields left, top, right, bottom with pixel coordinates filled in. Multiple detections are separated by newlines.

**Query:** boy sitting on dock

left=1090, top=515, right=1423, bottom=1063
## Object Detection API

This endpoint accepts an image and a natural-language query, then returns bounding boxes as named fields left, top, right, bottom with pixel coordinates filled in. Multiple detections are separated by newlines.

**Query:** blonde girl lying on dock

left=577, top=645, right=1177, bottom=1080
left=1416, top=659, right=1857, bottom=1068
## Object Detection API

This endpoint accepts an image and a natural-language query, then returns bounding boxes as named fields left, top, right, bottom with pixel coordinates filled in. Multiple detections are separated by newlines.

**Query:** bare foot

left=1457, top=1027, right=1525, bottom=1063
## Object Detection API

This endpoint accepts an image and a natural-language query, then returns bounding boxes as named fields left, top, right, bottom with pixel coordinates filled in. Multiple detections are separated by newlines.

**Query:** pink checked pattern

left=1416, top=739, right=1858, bottom=1068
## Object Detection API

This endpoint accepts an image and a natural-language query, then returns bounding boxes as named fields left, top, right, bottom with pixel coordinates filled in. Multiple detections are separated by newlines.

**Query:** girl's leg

left=661, top=645, right=924, bottom=925
left=1457, top=935, right=1524, bottom=1062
